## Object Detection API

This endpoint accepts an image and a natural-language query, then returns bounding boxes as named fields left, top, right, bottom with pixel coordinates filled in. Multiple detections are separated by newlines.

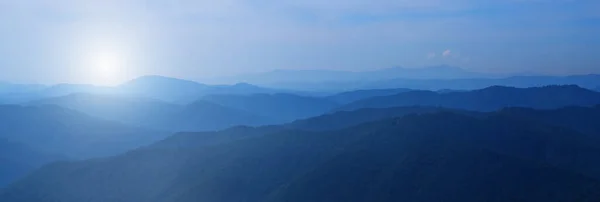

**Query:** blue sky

left=0, top=0, right=599, bottom=85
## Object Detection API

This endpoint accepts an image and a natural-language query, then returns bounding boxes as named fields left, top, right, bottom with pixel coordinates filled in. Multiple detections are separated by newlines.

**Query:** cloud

left=442, top=49, right=462, bottom=59
left=442, top=49, right=452, bottom=57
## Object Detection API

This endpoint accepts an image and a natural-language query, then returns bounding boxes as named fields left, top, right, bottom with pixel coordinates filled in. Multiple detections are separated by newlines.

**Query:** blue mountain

left=118, top=75, right=281, bottom=103
left=201, top=93, right=339, bottom=123
left=30, top=93, right=273, bottom=132
left=0, top=105, right=166, bottom=158
left=5, top=108, right=600, bottom=202
left=326, top=88, right=414, bottom=104
left=0, top=139, right=63, bottom=187
left=338, top=85, right=600, bottom=112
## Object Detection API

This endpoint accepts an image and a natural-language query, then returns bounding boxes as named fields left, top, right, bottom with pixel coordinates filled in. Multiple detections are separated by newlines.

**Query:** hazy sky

left=1, top=0, right=599, bottom=85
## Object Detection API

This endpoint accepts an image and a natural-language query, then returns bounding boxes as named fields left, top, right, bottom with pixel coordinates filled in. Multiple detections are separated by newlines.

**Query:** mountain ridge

left=4, top=109, right=600, bottom=202
left=29, top=93, right=274, bottom=132
left=201, top=93, right=339, bottom=123
left=338, top=85, right=600, bottom=112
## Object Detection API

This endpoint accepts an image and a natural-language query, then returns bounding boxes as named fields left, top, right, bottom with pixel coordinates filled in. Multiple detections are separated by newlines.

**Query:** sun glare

left=87, top=50, right=124, bottom=86
left=73, top=24, right=137, bottom=86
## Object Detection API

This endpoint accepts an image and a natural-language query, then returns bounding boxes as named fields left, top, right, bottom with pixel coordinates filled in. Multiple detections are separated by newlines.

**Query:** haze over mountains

left=0, top=105, right=168, bottom=187
left=3, top=66, right=600, bottom=103
left=0, top=76, right=283, bottom=104
left=201, top=66, right=600, bottom=91
left=29, top=93, right=272, bottom=131
left=204, top=65, right=496, bottom=84
left=3, top=68, right=600, bottom=201
left=200, top=93, right=339, bottom=122
left=0, top=105, right=166, bottom=158
left=3, top=0, right=600, bottom=199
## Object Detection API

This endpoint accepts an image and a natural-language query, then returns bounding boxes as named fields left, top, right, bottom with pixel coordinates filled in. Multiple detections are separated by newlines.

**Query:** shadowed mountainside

left=285, top=106, right=471, bottom=131
left=3, top=109, right=600, bottom=202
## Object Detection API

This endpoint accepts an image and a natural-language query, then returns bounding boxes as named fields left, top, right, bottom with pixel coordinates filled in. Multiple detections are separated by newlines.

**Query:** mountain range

left=13, top=84, right=600, bottom=153
left=28, top=93, right=270, bottom=132
left=28, top=93, right=337, bottom=131
left=0, top=76, right=282, bottom=104
left=3, top=73, right=600, bottom=200
left=118, top=75, right=280, bottom=103
left=338, top=85, right=600, bottom=112
left=30, top=84, right=600, bottom=134
left=3, top=73, right=600, bottom=104
left=0, top=105, right=167, bottom=159
left=0, top=105, right=169, bottom=187
left=200, top=93, right=339, bottom=123
left=4, top=106, right=600, bottom=201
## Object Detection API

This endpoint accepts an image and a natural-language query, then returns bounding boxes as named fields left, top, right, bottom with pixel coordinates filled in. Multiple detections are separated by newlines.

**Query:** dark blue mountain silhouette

left=338, top=85, right=600, bottom=112
left=4, top=107, right=600, bottom=202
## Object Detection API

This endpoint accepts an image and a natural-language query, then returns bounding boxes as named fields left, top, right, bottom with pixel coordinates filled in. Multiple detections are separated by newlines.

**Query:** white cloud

left=442, top=49, right=452, bottom=57
left=442, top=49, right=462, bottom=59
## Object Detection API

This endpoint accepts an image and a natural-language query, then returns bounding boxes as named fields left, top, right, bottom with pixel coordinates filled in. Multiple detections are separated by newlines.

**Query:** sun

left=70, top=22, right=144, bottom=86
left=89, top=51, right=123, bottom=86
